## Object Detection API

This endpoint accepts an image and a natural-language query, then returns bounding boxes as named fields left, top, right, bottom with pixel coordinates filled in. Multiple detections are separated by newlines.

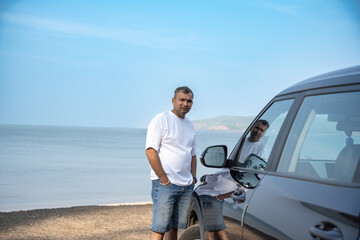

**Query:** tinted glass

left=236, top=99, right=294, bottom=166
left=277, top=91, right=360, bottom=183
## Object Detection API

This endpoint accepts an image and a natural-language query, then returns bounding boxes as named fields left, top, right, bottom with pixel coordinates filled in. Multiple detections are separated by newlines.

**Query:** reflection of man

left=239, top=119, right=269, bottom=163
left=195, top=169, right=237, bottom=240
left=195, top=120, right=269, bottom=240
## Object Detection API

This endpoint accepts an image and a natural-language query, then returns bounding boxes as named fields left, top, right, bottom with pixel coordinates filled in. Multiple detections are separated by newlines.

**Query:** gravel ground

left=0, top=204, right=153, bottom=240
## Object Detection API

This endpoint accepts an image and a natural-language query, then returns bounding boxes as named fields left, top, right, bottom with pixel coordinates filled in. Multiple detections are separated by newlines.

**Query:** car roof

left=278, top=65, right=360, bottom=96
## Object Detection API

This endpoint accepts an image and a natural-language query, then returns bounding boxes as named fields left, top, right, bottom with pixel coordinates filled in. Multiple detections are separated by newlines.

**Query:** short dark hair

left=174, top=86, right=194, bottom=98
left=257, top=119, right=269, bottom=129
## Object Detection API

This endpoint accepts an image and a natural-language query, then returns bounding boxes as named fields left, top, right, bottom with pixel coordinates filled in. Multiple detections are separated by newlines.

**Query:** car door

left=220, top=98, right=296, bottom=239
left=243, top=89, right=360, bottom=239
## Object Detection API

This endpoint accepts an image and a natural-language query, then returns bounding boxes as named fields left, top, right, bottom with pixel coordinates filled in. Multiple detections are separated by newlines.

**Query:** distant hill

left=193, top=116, right=255, bottom=132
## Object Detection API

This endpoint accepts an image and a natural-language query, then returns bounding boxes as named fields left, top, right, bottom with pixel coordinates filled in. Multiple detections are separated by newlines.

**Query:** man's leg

left=206, top=231, right=216, bottom=240
left=216, top=230, right=229, bottom=240
left=205, top=230, right=229, bottom=240
left=150, top=180, right=176, bottom=239
left=164, top=227, right=177, bottom=240
left=169, top=184, right=194, bottom=239
left=200, top=195, right=228, bottom=240
left=151, top=231, right=165, bottom=240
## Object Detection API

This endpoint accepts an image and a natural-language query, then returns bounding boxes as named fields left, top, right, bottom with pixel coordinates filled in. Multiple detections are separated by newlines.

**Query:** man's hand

left=200, top=175, right=207, bottom=185
left=160, top=177, right=171, bottom=186
left=215, top=191, right=235, bottom=201
left=146, top=148, right=169, bottom=185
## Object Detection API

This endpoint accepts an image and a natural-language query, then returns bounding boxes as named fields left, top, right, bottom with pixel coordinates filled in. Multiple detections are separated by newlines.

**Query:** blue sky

left=1, top=0, right=359, bottom=128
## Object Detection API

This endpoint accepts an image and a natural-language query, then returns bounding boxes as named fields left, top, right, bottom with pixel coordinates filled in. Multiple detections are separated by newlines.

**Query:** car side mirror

left=200, top=145, right=228, bottom=168
left=240, top=154, right=267, bottom=170
left=230, top=171, right=262, bottom=189
left=230, top=154, right=267, bottom=189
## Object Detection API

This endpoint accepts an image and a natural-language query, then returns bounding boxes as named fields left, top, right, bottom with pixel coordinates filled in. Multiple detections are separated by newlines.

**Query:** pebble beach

left=0, top=203, right=153, bottom=240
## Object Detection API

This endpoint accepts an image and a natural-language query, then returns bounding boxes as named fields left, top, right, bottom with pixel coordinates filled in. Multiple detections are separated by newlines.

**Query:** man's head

left=248, top=119, right=269, bottom=142
left=172, top=86, right=194, bottom=119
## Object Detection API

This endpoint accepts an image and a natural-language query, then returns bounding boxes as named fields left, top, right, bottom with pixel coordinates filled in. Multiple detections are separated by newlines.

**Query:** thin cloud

left=254, top=0, right=313, bottom=23
left=0, top=13, right=199, bottom=49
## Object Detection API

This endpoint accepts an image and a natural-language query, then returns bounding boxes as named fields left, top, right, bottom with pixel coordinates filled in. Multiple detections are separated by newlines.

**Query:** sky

left=0, top=0, right=359, bottom=129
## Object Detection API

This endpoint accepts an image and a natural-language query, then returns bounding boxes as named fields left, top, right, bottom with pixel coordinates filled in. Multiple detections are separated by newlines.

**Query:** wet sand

left=0, top=203, right=153, bottom=240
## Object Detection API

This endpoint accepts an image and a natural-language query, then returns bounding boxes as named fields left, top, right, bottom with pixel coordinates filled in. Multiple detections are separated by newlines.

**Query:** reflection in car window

left=277, top=91, right=360, bottom=183
left=236, top=99, right=294, bottom=166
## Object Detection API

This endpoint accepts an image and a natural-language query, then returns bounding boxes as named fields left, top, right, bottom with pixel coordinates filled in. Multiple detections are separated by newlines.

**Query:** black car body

left=180, top=65, right=360, bottom=240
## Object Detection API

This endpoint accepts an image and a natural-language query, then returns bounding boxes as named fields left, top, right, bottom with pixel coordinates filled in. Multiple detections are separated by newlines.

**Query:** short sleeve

left=188, top=120, right=197, bottom=156
left=145, top=114, right=164, bottom=151
left=191, top=137, right=197, bottom=156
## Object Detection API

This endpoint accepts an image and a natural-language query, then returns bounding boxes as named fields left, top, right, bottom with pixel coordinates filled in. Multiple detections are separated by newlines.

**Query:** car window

left=277, top=91, right=360, bottom=183
left=236, top=99, right=294, bottom=166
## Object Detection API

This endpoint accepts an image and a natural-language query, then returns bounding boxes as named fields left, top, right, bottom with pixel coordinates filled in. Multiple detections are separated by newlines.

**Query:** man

left=195, top=119, right=269, bottom=240
left=145, top=86, right=197, bottom=240
left=238, top=119, right=269, bottom=163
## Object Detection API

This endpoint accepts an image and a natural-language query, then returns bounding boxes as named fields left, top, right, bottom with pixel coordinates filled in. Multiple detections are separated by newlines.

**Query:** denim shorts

left=199, top=195, right=226, bottom=232
left=151, top=180, right=194, bottom=233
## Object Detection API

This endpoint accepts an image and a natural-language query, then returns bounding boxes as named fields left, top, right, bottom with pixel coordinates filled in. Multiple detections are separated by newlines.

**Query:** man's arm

left=216, top=191, right=236, bottom=200
left=145, top=148, right=170, bottom=185
left=191, top=155, right=197, bottom=183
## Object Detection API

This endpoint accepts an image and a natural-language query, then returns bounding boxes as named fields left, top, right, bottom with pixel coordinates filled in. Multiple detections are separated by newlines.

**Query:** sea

left=0, top=125, right=241, bottom=212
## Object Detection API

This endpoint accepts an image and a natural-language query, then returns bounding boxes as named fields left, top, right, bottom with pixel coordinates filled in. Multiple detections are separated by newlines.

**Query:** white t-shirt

left=238, top=138, right=267, bottom=163
left=195, top=169, right=240, bottom=197
left=146, top=110, right=197, bottom=186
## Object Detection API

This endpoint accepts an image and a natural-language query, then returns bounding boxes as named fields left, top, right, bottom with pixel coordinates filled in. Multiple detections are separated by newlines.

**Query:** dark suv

left=180, top=65, right=360, bottom=240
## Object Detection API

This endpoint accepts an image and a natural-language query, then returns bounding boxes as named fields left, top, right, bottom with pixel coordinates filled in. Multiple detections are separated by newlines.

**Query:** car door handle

left=231, top=189, right=246, bottom=203
left=309, top=222, right=342, bottom=240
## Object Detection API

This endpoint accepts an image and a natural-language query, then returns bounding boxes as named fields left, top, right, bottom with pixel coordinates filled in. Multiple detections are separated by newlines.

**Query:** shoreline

left=0, top=202, right=154, bottom=240
left=0, top=201, right=153, bottom=213
left=100, top=201, right=153, bottom=207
